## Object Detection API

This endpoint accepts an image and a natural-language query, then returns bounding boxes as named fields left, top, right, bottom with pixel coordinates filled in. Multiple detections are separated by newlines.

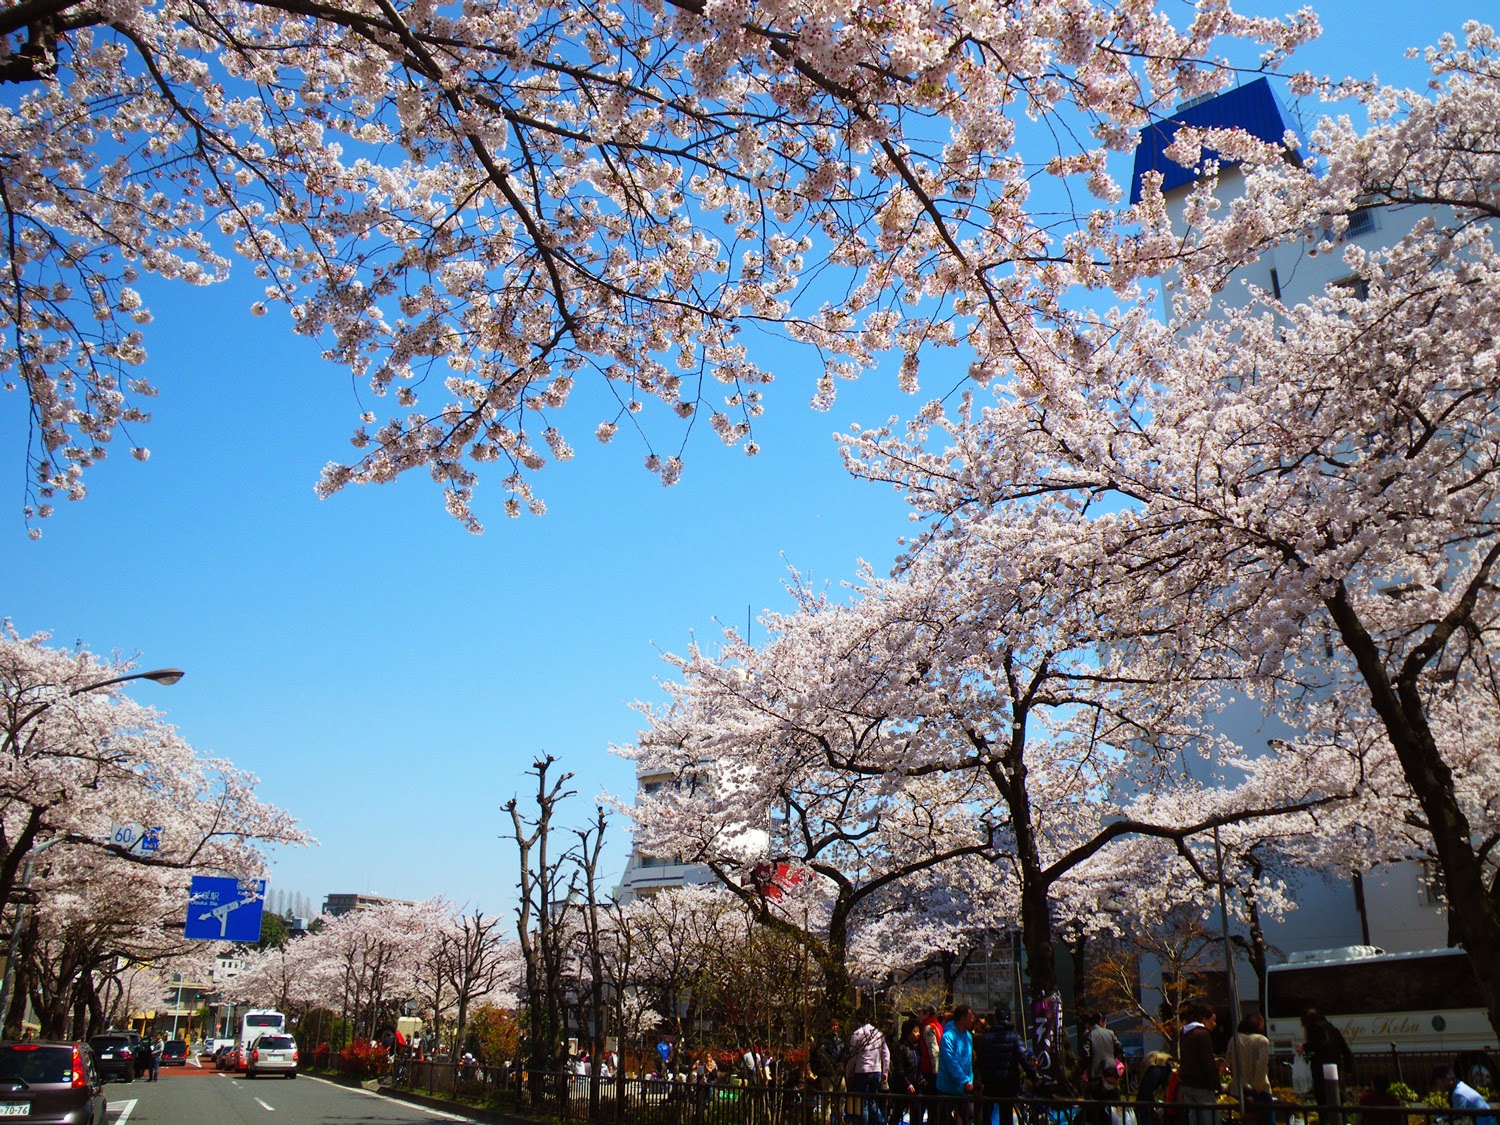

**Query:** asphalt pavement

left=101, top=1064, right=480, bottom=1124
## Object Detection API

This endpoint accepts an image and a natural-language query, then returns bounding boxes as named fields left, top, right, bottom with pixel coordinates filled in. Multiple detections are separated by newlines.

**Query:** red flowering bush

left=338, top=1038, right=390, bottom=1080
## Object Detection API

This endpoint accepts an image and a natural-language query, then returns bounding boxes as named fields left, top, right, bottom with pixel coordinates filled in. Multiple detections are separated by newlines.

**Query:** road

left=101, top=1062, right=479, bottom=1125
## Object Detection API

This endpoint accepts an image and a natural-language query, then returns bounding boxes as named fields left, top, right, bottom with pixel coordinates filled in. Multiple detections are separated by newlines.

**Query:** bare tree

left=505, top=755, right=577, bottom=1092
left=441, top=910, right=512, bottom=1063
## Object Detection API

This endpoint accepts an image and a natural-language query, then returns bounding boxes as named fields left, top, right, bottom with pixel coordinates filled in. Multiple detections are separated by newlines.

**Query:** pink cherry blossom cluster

left=0, top=0, right=1319, bottom=530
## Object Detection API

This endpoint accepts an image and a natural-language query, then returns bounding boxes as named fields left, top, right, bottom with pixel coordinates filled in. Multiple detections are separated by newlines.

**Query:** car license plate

left=0, top=1104, right=30, bottom=1117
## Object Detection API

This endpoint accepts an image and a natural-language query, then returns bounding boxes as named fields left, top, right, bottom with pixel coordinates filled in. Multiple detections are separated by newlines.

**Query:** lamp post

left=171, top=974, right=185, bottom=1040
left=0, top=665, right=184, bottom=1035
left=1213, top=826, right=1247, bottom=1125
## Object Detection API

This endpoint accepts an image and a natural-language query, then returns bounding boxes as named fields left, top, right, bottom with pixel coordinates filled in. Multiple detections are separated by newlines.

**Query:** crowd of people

left=618, top=1002, right=1495, bottom=1125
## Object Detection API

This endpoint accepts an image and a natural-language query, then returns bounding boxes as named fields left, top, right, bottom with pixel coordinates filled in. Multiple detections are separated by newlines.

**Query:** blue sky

left=0, top=0, right=1484, bottom=919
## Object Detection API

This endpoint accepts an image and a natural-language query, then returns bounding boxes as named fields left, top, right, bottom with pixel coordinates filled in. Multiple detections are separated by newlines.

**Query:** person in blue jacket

left=936, top=1005, right=977, bottom=1125
left=1435, top=1066, right=1497, bottom=1125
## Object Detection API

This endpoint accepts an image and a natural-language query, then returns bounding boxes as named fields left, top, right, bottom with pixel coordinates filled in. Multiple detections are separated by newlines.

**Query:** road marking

left=255, top=1097, right=276, bottom=1111
left=301, top=1075, right=479, bottom=1122
left=111, top=1098, right=137, bottom=1125
left=305, top=1075, right=381, bottom=1100
left=412, top=1107, right=475, bottom=1122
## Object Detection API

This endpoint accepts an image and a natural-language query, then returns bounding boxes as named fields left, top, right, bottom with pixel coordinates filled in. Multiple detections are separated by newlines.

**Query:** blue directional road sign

left=184, top=876, right=266, bottom=942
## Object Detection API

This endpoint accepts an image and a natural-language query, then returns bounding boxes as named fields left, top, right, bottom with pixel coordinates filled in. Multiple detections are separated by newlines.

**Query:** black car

left=160, top=1040, right=188, bottom=1067
left=101, top=1031, right=147, bottom=1080
left=84, top=1036, right=137, bottom=1083
left=0, top=1040, right=108, bottom=1123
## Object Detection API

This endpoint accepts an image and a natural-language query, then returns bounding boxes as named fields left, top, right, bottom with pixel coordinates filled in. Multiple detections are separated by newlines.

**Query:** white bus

left=1266, top=946, right=1498, bottom=1054
left=237, top=1010, right=287, bottom=1070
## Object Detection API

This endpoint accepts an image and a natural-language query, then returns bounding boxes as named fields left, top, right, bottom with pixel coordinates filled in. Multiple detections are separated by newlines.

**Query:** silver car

left=244, top=1035, right=297, bottom=1079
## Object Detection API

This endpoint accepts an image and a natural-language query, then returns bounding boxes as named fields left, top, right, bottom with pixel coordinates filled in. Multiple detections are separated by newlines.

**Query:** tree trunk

left=1326, top=582, right=1500, bottom=1038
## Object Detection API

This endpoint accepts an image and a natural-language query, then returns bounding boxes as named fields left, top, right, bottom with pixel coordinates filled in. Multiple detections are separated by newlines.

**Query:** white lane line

left=255, top=1096, right=276, bottom=1111
left=111, top=1097, right=138, bottom=1125
left=304, top=1075, right=381, bottom=1100
left=397, top=1103, right=475, bottom=1123
left=301, top=1075, right=479, bottom=1122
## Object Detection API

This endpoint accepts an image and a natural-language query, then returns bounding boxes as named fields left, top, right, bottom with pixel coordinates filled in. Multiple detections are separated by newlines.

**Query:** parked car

left=244, top=1035, right=297, bottom=1079
left=160, top=1040, right=189, bottom=1067
left=0, top=1040, right=108, bottom=1123
left=85, top=1036, right=138, bottom=1084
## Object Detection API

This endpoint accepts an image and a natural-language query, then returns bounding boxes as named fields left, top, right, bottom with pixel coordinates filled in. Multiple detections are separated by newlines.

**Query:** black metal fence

left=1270, top=1053, right=1489, bottom=1094
left=383, top=1066, right=1497, bottom=1125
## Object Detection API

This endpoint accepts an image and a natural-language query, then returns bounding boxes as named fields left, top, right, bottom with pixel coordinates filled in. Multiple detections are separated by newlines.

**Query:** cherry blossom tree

left=10, top=842, right=199, bottom=1037
left=0, top=626, right=308, bottom=1033
left=629, top=540, right=1349, bottom=1009
left=0, top=0, right=1322, bottom=532
left=844, top=22, right=1500, bottom=1032
left=227, top=899, right=449, bottom=1036
left=614, top=885, right=743, bottom=1047
left=629, top=666, right=1002, bottom=1015
left=0, top=627, right=308, bottom=915
left=228, top=933, right=330, bottom=1018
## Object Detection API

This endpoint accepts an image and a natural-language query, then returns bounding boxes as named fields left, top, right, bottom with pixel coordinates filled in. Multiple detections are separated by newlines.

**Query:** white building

left=613, top=763, right=720, bottom=904
left=1128, top=79, right=1450, bottom=1019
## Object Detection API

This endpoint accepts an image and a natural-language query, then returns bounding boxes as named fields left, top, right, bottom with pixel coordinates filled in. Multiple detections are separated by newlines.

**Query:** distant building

left=321, top=892, right=414, bottom=917
left=614, top=764, right=721, bottom=904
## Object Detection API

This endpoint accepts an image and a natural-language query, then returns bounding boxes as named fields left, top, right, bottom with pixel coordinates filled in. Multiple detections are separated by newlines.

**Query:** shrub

left=338, top=1038, right=390, bottom=1080
left=1388, top=1082, right=1419, bottom=1104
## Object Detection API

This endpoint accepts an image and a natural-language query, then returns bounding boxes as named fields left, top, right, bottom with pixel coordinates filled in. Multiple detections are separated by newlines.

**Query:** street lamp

left=81, top=668, right=185, bottom=690
left=0, top=665, right=184, bottom=1034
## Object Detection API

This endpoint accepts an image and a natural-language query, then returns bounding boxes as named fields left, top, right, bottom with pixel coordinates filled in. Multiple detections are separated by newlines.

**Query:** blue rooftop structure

left=1129, top=76, right=1303, bottom=205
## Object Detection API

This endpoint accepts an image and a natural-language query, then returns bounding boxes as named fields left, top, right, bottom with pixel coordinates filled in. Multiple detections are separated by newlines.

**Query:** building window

left=1346, top=207, right=1377, bottom=238
left=1322, top=207, right=1377, bottom=243
left=639, top=853, right=684, bottom=869
left=1332, top=275, right=1370, bottom=301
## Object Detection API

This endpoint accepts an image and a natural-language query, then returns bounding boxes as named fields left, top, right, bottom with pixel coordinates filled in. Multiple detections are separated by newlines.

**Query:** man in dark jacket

left=1177, top=1004, right=1220, bottom=1125
left=1302, top=1009, right=1353, bottom=1109
left=976, top=1007, right=1035, bottom=1125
